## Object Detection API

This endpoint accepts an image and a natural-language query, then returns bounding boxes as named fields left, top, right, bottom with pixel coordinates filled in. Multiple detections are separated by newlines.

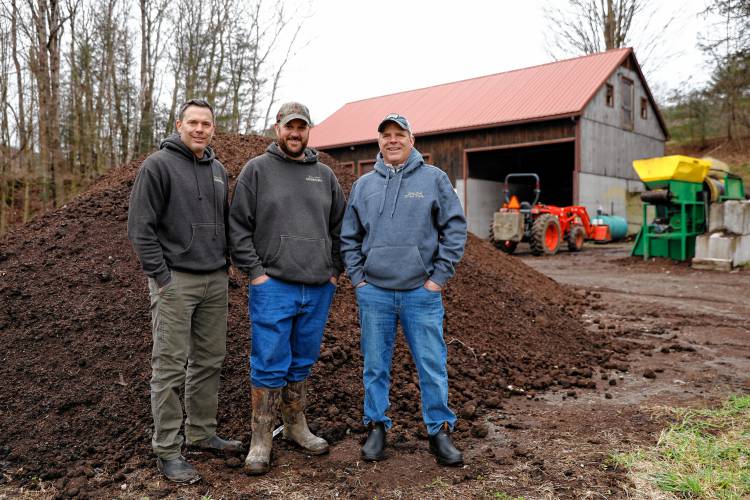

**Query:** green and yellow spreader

left=631, top=155, right=745, bottom=261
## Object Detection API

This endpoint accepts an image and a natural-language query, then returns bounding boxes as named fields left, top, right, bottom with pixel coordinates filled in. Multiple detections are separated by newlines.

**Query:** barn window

left=605, top=84, right=614, bottom=107
left=357, top=160, right=376, bottom=177
left=620, top=77, right=634, bottom=130
left=640, top=97, right=648, bottom=119
left=340, top=161, right=355, bottom=175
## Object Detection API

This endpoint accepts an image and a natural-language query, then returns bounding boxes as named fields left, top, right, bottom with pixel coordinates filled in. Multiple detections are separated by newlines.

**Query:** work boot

left=243, top=386, right=280, bottom=475
left=187, top=435, right=246, bottom=457
left=280, top=380, right=329, bottom=455
left=361, top=422, right=386, bottom=461
left=428, top=423, right=463, bottom=466
left=156, top=456, right=201, bottom=484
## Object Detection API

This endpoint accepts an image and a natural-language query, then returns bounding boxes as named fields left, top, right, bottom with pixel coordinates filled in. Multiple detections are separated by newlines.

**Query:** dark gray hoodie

left=229, top=142, right=345, bottom=285
left=127, top=134, right=229, bottom=287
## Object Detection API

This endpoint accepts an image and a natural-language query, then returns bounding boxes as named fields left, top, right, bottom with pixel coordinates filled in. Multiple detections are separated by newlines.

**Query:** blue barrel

left=592, top=215, right=628, bottom=240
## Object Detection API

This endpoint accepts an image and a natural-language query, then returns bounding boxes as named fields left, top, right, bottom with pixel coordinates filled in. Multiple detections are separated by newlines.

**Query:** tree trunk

left=11, top=0, right=29, bottom=229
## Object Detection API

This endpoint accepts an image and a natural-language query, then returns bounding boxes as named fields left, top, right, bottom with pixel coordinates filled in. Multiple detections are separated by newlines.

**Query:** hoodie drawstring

left=192, top=156, right=203, bottom=201
left=378, top=168, right=391, bottom=216
left=211, top=160, right=218, bottom=238
left=390, top=171, right=404, bottom=217
left=193, top=155, right=220, bottom=239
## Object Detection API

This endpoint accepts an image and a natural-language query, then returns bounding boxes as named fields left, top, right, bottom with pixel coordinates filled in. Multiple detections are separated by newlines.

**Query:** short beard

left=279, top=138, right=306, bottom=158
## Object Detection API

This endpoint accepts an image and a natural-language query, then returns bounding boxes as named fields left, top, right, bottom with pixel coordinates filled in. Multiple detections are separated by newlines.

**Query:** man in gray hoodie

left=229, top=102, right=346, bottom=475
left=128, top=99, right=243, bottom=484
left=341, top=113, right=467, bottom=466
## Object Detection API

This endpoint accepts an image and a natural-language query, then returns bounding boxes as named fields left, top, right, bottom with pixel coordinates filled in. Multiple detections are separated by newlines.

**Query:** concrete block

left=694, top=234, right=711, bottom=260
left=723, top=200, right=750, bottom=235
left=708, top=232, right=737, bottom=261
left=733, top=234, right=750, bottom=266
left=709, top=202, right=725, bottom=232
left=692, top=257, right=733, bottom=272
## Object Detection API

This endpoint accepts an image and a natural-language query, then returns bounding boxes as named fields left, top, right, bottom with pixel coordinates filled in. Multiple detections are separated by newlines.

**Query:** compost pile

left=0, top=133, right=615, bottom=488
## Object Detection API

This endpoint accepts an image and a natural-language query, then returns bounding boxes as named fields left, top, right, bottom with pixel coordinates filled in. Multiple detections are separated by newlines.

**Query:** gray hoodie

left=229, top=142, right=345, bottom=285
left=341, top=148, right=466, bottom=290
left=127, top=134, right=229, bottom=287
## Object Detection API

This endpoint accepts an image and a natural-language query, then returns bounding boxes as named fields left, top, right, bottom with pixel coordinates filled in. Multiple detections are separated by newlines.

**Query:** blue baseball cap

left=377, top=113, right=412, bottom=134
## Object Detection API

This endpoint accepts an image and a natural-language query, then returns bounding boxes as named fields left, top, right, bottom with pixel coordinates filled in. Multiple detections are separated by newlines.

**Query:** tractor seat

left=520, top=201, right=532, bottom=212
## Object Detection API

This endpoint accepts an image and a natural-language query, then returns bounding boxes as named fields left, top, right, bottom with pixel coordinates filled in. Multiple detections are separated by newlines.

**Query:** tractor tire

left=530, top=214, right=561, bottom=256
left=567, top=225, right=585, bottom=252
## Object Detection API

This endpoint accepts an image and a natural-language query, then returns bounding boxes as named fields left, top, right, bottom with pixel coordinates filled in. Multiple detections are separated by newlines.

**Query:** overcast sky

left=274, top=0, right=712, bottom=126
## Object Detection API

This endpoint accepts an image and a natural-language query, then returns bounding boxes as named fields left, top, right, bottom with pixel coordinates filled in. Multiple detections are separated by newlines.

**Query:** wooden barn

left=309, top=47, right=668, bottom=237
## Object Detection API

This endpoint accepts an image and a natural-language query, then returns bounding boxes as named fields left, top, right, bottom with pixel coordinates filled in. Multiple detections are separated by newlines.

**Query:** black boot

left=156, top=456, right=201, bottom=484
left=361, top=422, right=386, bottom=461
left=428, top=423, right=463, bottom=466
left=187, top=435, right=246, bottom=457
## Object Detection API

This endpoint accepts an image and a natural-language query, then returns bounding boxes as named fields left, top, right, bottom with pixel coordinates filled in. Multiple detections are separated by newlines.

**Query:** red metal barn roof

left=310, top=48, right=664, bottom=149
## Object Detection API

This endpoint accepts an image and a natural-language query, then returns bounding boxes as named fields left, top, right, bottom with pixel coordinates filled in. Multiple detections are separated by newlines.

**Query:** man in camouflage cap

left=229, top=101, right=346, bottom=475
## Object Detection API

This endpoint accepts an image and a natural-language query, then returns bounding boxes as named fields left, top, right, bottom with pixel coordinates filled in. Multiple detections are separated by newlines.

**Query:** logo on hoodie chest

left=306, top=175, right=323, bottom=183
left=404, top=191, right=424, bottom=199
left=213, top=176, right=224, bottom=185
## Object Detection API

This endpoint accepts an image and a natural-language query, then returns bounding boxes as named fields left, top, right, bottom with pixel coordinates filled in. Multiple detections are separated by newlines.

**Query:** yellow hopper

left=633, top=155, right=710, bottom=184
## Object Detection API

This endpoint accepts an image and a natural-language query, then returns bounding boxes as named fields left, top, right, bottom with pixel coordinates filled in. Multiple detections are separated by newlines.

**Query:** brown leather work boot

left=280, top=380, right=329, bottom=455
left=243, top=386, right=280, bottom=475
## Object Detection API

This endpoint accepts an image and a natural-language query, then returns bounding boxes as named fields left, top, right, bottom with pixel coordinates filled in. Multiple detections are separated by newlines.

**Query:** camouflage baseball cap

left=276, top=102, right=312, bottom=126
left=377, top=113, right=412, bottom=134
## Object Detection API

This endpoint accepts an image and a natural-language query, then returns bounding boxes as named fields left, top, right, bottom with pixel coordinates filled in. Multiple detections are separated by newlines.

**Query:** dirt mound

left=0, top=133, right=614, bottom=491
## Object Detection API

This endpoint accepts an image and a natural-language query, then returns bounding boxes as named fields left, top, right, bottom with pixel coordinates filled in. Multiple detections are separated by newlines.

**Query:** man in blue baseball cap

left=341, top=112, right=467, bottom=466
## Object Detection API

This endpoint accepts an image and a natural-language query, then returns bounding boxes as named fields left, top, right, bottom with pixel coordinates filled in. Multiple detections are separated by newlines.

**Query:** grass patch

left=611, top=395, right=750, bottom=498
left=492, top=493, right=525, bottom=500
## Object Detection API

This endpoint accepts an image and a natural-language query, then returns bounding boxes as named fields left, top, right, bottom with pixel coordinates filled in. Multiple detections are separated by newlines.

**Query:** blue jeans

left=355, top=283, right=456, bottom=436
left=248, top=277, right=336, bottom=388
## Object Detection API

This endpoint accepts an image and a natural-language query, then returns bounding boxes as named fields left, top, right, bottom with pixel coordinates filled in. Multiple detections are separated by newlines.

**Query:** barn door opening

left=461, top=140, right=575, bottom=237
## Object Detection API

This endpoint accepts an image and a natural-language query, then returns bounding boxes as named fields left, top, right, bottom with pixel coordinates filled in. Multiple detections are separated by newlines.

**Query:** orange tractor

left=489, top=173, right=598, bottom=255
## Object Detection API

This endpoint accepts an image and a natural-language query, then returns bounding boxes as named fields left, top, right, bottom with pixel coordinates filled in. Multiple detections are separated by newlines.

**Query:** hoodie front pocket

left=268, top=235, right=331, bottom=283
left=364, top=246, right=428, bottom=284
left=178, top=223, right=226, bottom=268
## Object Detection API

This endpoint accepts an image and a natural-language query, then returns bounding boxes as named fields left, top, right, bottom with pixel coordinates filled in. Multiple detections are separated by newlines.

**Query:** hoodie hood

left=373, top=147, right=423, bottom=178
left=160, top=133, right=216, bottom=163
left=267, top=141, right=320, bottom=164
left=372, top=148, right=425, bottom=217
left=160, top=133, right=220, bottom=235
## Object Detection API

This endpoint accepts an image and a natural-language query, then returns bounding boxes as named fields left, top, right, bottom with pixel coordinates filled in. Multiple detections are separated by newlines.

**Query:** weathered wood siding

left=580, top=63, right=666, bottom=181
left=576, top=61, right=666, bottom=223
left=320, top=119, right=576, bottom=184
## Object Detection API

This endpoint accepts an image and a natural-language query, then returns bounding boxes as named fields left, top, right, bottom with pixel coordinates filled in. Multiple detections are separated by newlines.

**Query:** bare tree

left=543, top=0, right=677, bottom=71
left=701, top=0, right=750, bottom=142
left=9, top=0, right=33, bottom=223
left=137, top=0, right=170, bottom=154
left=24, top=0, right=69, bottom=207
left=242, top=0, right=308, bottom=133
left=261, top=9, right=309, bottom=131
left=0, top=16, right=11, bottom=234
left=165, top=0, right=307, bottom=134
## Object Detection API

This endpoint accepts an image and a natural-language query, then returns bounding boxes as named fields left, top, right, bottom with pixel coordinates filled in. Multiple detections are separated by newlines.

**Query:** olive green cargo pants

left=148, top=269, right=228, bottom=460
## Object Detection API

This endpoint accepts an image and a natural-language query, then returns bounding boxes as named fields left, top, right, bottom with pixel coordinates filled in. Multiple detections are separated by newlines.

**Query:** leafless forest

left=0, top=0, right=305, bottom=234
